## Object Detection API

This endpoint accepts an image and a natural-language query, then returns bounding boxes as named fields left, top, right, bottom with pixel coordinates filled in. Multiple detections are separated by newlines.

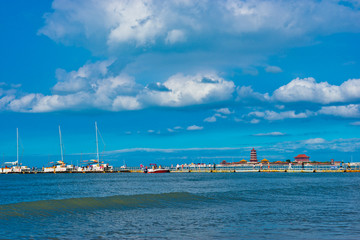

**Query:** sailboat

left=1, top=128, right=30, bottom=173
left=44, top=126, right=67, bottom=173
left=82, top=122, right=112, bottom=172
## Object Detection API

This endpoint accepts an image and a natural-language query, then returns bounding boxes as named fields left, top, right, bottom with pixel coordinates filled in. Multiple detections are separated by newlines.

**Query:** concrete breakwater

left=1, top=164, right=360, bottom=174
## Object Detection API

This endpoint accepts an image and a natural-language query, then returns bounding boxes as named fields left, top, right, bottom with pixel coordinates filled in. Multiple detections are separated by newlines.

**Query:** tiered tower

left=250, top=148, right=257, bottom=163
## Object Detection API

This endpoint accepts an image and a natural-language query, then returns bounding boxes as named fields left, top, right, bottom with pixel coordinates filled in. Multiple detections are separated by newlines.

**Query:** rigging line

left=97, top=127, right=106, bottom=162
left=100, top=144, right=106, bottom=162
left=97, top=128, right=106, bottom=147
left=62, top=146, right=65, bottom=162
left=19, top=136, right=24, bottom=162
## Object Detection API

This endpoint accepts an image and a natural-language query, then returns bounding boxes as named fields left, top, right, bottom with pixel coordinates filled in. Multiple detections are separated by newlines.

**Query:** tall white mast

left=95, top=121, right=99, bottom=164
left=59, top=125, right=64, bottom=162
left=16, top=128, right=19, bottom=166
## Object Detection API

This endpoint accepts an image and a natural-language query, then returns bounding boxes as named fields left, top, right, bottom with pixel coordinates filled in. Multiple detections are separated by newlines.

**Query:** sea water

left=1, top=173, right=360, bottom=239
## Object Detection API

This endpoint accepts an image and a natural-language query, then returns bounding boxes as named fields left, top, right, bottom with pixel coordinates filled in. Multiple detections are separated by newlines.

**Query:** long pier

left=1, top=165, right=360, bottom=174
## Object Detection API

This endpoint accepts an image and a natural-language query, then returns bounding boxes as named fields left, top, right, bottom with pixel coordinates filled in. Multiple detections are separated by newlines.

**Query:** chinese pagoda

left=250, top=148, right=258, bottom=163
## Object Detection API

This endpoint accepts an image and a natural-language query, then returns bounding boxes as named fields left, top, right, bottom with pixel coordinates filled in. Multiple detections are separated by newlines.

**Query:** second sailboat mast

left=95, top=121, right=99, bottom=164
left=59, top=125, right=64, bottom=162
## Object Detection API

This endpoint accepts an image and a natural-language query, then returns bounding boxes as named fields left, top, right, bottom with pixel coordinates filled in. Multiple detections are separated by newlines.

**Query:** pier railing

left=114, top=164, right=360, bottom=172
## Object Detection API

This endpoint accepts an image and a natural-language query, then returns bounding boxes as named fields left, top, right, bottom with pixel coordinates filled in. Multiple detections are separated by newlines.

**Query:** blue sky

left=1, top=0, right=360, bottom=166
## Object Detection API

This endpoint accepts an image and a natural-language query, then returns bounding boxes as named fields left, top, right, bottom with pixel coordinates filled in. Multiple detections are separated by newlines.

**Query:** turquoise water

left=1, top=173, right=360, bottom=239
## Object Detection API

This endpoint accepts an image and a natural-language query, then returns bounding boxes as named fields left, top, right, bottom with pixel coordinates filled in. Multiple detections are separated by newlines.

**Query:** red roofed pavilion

left=294, top=154, right=310, bottom=163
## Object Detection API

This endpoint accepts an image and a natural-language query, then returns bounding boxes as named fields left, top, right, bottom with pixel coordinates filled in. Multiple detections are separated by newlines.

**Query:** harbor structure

left=294, top=154, right=310, bottom=163
left=261, top=158, right=269, bottom=163
left=250, top=148, right=258, bottom=163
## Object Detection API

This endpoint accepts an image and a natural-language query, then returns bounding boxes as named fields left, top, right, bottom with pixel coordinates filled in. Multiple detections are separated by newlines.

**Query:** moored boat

left=2, top=128, right=30, bottom=173
left=43, top=161, right=67, bottom=173
left=81, top=122, right=113, bottom=172
left=44, top=126, right=68, bottom=173
left=146, top=164, right=170, bottom=173
left=148, top=168, right=170, bottom=173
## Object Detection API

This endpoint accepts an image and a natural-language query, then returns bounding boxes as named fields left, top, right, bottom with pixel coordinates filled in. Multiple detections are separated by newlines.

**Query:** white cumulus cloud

left=273, top=77, right=360, bottom=104
left=140, top=73, right=235, bottom=107
left=39, top=0, right=360, bottom=53
left=53, top=60, right=113, bottom=93
left=318, top=104, right=360, bottom=118
left=2, top=61, right=235, bottom=113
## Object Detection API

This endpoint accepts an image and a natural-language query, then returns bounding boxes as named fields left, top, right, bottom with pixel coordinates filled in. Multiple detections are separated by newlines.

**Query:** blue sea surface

left=1, top=173, right=360, bottom=239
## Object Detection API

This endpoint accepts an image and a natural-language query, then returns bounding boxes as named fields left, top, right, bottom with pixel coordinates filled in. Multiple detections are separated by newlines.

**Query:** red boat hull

left=147, top=169, right=170, bottom=173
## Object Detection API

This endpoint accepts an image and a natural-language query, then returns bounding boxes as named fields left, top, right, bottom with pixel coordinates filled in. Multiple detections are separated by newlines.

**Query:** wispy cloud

left=304, top=138, right=326, bottom=144
left=105, top=147, right=244, bottom=154
left=265, top=66, right=282, bottom=73
left=269, top=138, right=360, bottom=152
left=254, top=132, right=286, bottom=136
left=204, top=108, right=233, bottom=123
left=187, top=125, right=203, bottom=131
left=248, top=110, right=311, bottom=121
left=204, top=116, right=217, bottom=122
left=350, top=121, right=360, bottom=126
left=215, top=108, right=233, bottom=115
left=250, top=119, right=260, bottom=124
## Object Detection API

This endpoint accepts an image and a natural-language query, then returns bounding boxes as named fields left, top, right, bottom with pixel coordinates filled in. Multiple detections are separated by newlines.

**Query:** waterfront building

left=294, top=154, right=310, bottom=163
left=250, top=148, right=258, bottom=163
left=261, top=158, right=269, bottom=163
left=220, top=160, right=227, bottom=165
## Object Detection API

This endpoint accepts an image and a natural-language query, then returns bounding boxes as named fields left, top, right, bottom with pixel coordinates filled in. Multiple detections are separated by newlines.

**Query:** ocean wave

left=0, top=192, right=207, bottom=219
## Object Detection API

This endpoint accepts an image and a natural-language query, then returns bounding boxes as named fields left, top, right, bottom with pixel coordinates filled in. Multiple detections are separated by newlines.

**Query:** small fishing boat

left=146, top=164, right=170, bottom=173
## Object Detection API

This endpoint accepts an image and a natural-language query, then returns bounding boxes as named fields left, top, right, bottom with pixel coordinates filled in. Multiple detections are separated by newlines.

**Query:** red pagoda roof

left=295, top=154, right=309, bottom=158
